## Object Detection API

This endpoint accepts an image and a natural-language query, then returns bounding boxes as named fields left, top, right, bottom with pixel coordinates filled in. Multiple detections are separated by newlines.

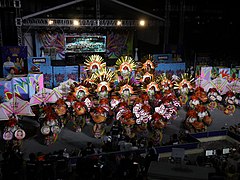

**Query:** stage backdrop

left=1, top=46, right=27, bottom=77
left=35, top=31, right=133, bottom=60
left=106, top=31, right=133, bottom=59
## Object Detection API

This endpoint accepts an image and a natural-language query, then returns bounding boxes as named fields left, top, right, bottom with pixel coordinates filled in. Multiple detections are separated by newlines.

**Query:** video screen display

left=65, top=35, right=106, bottom=53
left=223, top=148, right=230, bottom=155
left=205, top=150, right=216, bottom=156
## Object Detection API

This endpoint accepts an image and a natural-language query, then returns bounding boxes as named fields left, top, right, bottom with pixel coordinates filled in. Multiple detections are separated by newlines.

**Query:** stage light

left=139, top=20, right=146, bottom=26
left=48, top=20, right=54, bottom=25
left=73, top=20, right=80, bottom=26
left=117, top=20, right=122, bottom=26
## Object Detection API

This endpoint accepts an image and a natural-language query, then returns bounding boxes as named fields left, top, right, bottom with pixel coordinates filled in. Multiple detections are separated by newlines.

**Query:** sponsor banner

left=1, top=46, right=27, bottom=77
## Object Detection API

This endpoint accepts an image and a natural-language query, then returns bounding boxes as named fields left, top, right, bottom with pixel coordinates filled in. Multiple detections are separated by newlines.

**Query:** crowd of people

left=0, top=139, right=159, bottom=180
left=1, top=132, right=240, bottom=180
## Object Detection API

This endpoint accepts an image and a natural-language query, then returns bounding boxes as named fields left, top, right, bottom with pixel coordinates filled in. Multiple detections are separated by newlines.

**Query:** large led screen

left=65, top=35, right=106, bottom=53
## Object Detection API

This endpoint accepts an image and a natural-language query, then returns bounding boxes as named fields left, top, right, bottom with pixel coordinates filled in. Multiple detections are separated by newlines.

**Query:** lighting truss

left=22, top=18, right=162, bottom=27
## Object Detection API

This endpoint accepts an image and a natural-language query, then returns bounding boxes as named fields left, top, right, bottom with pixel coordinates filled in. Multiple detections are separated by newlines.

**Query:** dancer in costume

left=188, top=95, right=200, bottom=110
left=184, top=109, right=205, bottom=133
left=115, top=55, right=138, bottom=87
left=90, top=68, right=115, bottom=138
left=118, top=83, right=135, bottom=105
left=2, top=114, right=26, bottom=150
left=141, top=55, right=155, bottom=74
left=194, top=87, right=208, bottom=104
left=116, top=101, right=136, bottom=139
left=150, top=112, right=165, bottom=146
left=156, top=73, right=174, bottom=93
left=173, top=73, right=195, bottom=107
left=207, top=88, right=222, bottom=111
left=40, top=106, right=61, bottom=145
left=196, top=105, right=213, bottom=127
left=91, top=68, right=115, bottom=99
left=223, top=91, right=238, bottom=115
left=53, top=99, right=68, bottom=127
left=84, top=54, right=106, bottom=78
left=73, top=81, right=93, bottom=108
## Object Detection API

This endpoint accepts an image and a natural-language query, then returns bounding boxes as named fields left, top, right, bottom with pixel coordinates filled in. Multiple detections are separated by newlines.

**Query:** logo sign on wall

left=28, top=57, right=51, bottom=73
left=153, top=54, right=173, bottom=63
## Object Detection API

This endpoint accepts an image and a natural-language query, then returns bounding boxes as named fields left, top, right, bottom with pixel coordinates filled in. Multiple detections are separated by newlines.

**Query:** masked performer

left=91, top=68, right=115, bottom=99
left=142, top=56, right=155, bottom=74
left=115, top=55, right=138, bottom=87
left=40, top=106, right=61, bottom=145
left=53, top=99, right=68, bottom=127
left=184, top=109, right=205, bottom=133
left=194, top=86, right=208, bottom=104
left=207, top=88, right=222, bottom=111
left=223, top=91, right=239, bottom=115
left=150, top=112, right=165, bottom=146
left=196, top=105, right=213, bottom=127
left=116, top=102, right=136, bottom=139
left=3, top=114, right=26, bottom=150
left=84, top=54, right=106, bottom=77
left=156, top=73, right=174, bottom=93
left=174, top=73, right=195, bottom=107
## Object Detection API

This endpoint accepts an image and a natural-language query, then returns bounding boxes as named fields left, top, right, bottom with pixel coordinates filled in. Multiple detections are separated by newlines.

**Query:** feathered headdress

left=72, top=80, right=91, bottom=99
left=119, top=84, right=134, bottom=95
left=156, top=73, right=173, bottom=89
left=116, top=56, right=136, bottom=72
left=142, top=81, right=160, bottom=93
left=141, top=55, right=155, bottom=73
left=84, top=54, right=106, bottom=71
left=141, top=72, right=154, bottom=84
left=91, top=68, right=115, bottom=93
left=173, top=73, right=195, bottom=91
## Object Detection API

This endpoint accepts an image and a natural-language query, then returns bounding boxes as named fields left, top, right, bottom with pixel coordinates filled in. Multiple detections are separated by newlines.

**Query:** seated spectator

left=82, top=142, right=95, bottom=157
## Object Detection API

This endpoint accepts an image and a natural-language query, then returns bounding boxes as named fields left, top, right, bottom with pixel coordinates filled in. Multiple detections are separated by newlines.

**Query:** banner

left=219, top=68, right=230, bottom=79
left=155, top=63, right=185, bottom=76
left=200, top=67, right=212, bottom=81
left=1, top=46, right=27, bottom=77
left=0, top=84, right=4, bottom=102
left=106, top=31, right=133, bottom=59
left=35, top=32, right=65, bottom=60
left=28, top=56, right=51, bottom=73
left=28, top=74, right=44, bottom=98
left=65, top=66, right=79, bottom=82
left=0, top=74, right=44, bottom=100
left=0, top=81, right=12, bottom=101
left=41, top=66, right=53, bottom=88
left=153, top=54, right=173, bottom=63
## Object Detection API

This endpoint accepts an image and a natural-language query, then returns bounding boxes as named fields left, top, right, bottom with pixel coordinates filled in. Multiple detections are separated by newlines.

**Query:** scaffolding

left=1, top=0, right=164, bottom=46
left=22, top=18, right=161, bottom=27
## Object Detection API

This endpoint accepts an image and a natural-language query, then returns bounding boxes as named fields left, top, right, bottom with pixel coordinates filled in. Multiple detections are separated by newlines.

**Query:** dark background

left=0, top=0, right=239, bottom=67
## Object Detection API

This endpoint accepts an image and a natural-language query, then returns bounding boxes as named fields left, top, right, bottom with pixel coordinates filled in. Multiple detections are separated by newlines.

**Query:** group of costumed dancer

left=2, top=54, right=240, bottom=148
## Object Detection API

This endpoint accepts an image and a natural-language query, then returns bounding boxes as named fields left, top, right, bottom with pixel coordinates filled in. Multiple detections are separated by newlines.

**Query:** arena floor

left=1, top=107, right=240, bottom=160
